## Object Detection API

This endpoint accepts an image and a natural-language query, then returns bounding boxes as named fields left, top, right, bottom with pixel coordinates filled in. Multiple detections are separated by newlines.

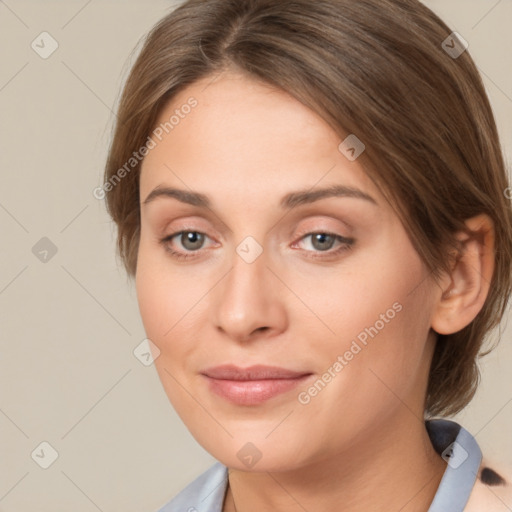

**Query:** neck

left=223, top=411, right=447, bottom=512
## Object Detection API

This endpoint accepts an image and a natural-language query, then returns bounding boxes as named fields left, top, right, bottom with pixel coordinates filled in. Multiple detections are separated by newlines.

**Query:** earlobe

left=431, top=213, right=495, bottom=335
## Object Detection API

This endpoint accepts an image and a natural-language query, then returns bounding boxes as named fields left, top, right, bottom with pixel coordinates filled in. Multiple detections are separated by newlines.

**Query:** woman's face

left=136, top=70, right=439, bottom=471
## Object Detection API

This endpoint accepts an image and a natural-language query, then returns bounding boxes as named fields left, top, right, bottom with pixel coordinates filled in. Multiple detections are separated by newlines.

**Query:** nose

left=211, top=245, right=288, bottom=344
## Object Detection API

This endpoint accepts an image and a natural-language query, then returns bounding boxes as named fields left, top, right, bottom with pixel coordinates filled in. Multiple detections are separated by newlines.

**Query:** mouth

left=200, top=364, right=314, bottom=405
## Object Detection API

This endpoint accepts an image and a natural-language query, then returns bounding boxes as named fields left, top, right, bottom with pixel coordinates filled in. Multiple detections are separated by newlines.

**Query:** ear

left=431, top=213, right=495, bottom=335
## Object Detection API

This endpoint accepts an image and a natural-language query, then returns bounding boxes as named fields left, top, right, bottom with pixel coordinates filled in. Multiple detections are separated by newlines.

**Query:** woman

left=102, top=0, right=512, bottom=510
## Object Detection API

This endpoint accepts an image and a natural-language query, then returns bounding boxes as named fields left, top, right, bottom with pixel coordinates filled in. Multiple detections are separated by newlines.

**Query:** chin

left=191, top=433, right=314, bottom=473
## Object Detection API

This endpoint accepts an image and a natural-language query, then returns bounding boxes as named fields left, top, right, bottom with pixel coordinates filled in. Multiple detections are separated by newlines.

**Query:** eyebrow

left=142, top=184, right=378, bottom=209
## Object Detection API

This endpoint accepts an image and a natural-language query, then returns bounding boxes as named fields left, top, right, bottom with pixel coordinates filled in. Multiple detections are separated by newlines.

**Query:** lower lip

left=203, top=375, right=312, bottom=405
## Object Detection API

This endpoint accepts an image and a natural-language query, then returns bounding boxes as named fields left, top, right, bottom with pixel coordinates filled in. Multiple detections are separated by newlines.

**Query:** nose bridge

left=225, top=239, right=271, bottom=313
left=212, top=237, right=285, bottom=340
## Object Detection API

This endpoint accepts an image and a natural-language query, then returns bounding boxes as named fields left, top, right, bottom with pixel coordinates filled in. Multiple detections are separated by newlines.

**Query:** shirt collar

left=426, top=419, right=482, bottom=511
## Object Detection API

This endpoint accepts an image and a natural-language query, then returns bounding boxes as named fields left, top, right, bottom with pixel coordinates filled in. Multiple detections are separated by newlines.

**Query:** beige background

left=0, top=1, right=511, bottom=510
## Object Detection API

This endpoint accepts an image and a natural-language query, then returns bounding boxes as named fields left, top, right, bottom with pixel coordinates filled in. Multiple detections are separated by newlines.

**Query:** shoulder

left=465, top=457, right=512, bottom=511
left=156, top=462, right=229, bottom=512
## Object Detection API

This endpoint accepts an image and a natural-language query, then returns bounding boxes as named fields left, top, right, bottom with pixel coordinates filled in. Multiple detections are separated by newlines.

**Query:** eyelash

left=159, top=229, right=355, bottom=262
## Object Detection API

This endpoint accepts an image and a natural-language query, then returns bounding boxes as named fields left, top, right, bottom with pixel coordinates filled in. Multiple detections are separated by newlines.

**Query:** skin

left=135, top=69, right=495, bottom=512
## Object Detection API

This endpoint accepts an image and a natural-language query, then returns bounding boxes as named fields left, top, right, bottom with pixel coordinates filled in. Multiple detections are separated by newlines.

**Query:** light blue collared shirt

left=157, top=419, right=482, bottom=512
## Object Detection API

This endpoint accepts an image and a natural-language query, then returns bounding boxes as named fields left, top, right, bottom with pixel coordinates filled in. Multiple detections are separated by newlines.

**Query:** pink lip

left=201, top=365, right=313, bottom=405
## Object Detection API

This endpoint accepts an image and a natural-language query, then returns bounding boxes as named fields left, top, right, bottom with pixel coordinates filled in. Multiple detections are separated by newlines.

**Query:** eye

left=159, top=230, right=213, bottom=261
left=159, top=229, right=355, bottom=262
left=293, top=231, right=355, bottom=259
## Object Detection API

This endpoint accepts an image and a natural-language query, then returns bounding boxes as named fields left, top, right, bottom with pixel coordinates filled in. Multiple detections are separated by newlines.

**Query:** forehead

left=139, top=70, right=382, bottom=207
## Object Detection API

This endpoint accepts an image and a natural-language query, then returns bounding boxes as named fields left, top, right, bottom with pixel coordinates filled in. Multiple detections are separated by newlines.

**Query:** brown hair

left=103, top=0, right=512, bottom=417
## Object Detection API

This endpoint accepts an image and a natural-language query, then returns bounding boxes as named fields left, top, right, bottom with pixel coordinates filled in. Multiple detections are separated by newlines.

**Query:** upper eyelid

left=163, top=215, right=353, bottom=237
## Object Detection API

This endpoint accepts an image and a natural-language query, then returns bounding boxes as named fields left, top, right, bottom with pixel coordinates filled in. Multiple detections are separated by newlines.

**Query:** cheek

left=135, top=237, right=211, bottom=369
left=305, top=236, right=432, bottom=396
left=135, top=237, right=183, bottom=344
left=135, top=253, right=165, bottom=338
left=292, top=279, right=432, bottom=454
left=135, top=252, right=200, bottom=411
left=294, top=233, right=426, bottom=350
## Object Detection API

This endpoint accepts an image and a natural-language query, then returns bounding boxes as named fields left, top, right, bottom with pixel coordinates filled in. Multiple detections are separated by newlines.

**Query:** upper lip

left=201, top=364, right=312, bottom=381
